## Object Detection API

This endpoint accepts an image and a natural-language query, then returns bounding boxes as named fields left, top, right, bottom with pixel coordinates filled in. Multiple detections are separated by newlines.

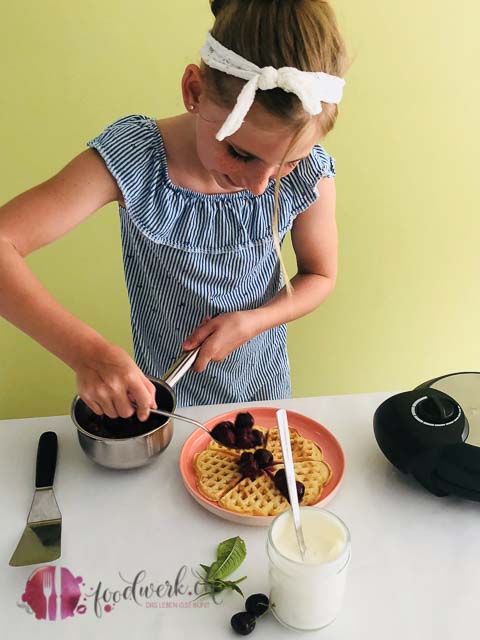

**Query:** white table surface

left=2, top=392, right=479, bottom=639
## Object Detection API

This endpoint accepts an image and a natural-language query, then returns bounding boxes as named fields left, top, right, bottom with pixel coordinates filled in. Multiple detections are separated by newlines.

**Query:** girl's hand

left=74, top=342, right=157, bottom=421
left=182, top=311, right=260, bottom=373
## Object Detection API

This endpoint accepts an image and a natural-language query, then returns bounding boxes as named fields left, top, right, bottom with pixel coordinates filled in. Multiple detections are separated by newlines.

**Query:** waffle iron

left=373, top=372, right=480, bottom=500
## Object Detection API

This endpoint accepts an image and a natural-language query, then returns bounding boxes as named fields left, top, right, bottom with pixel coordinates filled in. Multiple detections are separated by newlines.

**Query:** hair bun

left=210, top=0, right=227, bottom=17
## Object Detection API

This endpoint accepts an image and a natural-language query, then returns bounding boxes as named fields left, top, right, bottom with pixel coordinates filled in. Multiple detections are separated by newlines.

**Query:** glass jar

left=266, top=506, right=351, bottom=631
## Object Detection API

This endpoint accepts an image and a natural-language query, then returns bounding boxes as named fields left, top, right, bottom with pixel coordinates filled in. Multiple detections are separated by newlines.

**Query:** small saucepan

left=71, top=348, right=200, bottom=470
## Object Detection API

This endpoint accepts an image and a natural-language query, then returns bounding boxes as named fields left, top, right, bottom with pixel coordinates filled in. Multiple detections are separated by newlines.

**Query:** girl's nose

left=245, top=167, right=277, bottom=196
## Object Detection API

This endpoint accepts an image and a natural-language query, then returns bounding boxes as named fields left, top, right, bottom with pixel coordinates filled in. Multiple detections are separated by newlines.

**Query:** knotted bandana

left=200, top=32, right=345, bottom=140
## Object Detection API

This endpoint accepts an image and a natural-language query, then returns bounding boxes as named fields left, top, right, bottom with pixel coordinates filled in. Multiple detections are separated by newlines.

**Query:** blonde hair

left=204, top=0, right=348, bottom=292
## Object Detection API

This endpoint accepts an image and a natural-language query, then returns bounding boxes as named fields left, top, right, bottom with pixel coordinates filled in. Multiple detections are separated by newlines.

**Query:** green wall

left=1, top=1, right=478, bottom=419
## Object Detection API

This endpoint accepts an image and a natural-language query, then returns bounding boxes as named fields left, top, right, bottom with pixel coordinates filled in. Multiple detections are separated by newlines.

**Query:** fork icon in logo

left=42, top=570, right=53, bottom=620
left=21, top=565, right=83, bottom=621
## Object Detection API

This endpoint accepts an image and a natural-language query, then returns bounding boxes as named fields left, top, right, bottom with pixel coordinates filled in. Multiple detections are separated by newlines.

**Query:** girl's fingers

left=112, top=392, right=135, bottom=419
left=98, top=402, right=118, bottom=419
left=128, top=379, right=156, bottom=421
left=192, top=337, right=217, bottom=373
left=89, top=399, right=104, bottom=416
left=143, top=378, right=158, bottom=408
left=128, top=381, right=156, bottom=410
left=192, top=354, right=210, bottom=373
left=183, top=320, right=215, bottom=350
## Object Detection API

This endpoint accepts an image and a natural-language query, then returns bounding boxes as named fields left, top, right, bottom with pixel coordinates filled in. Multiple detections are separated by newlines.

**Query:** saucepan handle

left=161, top=347, right=201, bottom=388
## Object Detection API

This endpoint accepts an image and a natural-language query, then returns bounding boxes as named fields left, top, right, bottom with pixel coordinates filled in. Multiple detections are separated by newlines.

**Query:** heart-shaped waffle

left=193, top=422, right=332, bottom=517
left=270, top=460, right=332, bottom=505
left=194, top=450, right=243, bottom=501
left=219, top=472, right=288, bottom=516
left=266, top=427, right=324, bottom=462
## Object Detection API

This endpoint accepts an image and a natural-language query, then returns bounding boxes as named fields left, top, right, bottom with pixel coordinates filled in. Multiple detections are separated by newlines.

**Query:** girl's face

left=194, top=97, right=321, bottom=196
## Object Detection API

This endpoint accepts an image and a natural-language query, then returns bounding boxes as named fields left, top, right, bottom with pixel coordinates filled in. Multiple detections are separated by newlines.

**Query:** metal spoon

left=144, top=406, right=244, bottom=449
left=147, top=407, right=213, bottom=437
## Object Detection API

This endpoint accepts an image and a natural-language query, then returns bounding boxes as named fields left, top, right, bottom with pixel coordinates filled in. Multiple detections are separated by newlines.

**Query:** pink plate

left=179, top=407, right=345, bottom=526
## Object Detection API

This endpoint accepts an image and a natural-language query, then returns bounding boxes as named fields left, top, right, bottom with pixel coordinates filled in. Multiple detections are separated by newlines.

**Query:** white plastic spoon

left=276, top=409, right=307, bottom=561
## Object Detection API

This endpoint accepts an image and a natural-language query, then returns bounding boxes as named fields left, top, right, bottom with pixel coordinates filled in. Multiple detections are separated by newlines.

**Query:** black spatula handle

left=35, top=431, right=58, bottom=489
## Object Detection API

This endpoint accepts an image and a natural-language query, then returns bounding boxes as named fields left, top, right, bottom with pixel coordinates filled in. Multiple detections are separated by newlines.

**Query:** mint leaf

left=221, top=579, right=246, bottom=596
left=229, top=583, right=244, bottom=596
left=208, top=536, right=247, bottom=582
left=195, top=537, right=247, bottom=602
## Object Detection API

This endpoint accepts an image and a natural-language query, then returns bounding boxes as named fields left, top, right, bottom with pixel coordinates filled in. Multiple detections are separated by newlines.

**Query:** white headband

left=200, top=33, right=345, bottom=141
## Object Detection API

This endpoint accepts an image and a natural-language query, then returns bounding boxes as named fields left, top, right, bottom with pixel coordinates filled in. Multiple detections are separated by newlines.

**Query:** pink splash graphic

left=104, top=604, right=112, bottom=613
left=21, top=566, right=83, bottom=621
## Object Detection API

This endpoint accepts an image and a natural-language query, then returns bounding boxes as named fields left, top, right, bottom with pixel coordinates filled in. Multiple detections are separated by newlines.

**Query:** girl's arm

left=183, top=177, right=337, bottom=371
left=0, top=150, right=157, bottom=419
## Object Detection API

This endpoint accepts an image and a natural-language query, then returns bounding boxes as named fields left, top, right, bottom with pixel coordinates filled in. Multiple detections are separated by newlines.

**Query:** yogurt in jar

left=267, top=507, right=350, bottom=631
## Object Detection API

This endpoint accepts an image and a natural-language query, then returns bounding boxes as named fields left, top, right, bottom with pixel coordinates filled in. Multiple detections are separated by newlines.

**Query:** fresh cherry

left=230, top=611, right=256, bottom=635
left=245, top=593, right=269, bottom=617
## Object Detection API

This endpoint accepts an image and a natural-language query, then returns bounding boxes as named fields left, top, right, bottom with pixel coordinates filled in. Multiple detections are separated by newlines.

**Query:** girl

left=0, top=0, right=348, bottom=421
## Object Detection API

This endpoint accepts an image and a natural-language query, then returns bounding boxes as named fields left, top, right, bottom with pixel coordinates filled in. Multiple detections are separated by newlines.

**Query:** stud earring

left=188, top=104, right=195, bottom=111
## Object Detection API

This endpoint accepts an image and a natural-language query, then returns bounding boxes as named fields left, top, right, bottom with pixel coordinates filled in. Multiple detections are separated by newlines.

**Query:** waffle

left=270, top=460, right=332, bottom=505
left=266, top=427, right=324, bottom=462
left=219, top=472, right=288, bottom=516
left=193, top=419, right=333, bottom=518
left=193, top=450, right=243, bottom=501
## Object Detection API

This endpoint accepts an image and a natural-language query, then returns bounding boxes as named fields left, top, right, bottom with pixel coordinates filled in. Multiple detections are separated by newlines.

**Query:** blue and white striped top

left=87, top=115, right=335, bottom=407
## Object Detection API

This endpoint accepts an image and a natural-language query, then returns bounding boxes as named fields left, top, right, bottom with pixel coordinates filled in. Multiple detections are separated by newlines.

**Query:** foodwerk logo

left=18, top=565, right=210, bottom=621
